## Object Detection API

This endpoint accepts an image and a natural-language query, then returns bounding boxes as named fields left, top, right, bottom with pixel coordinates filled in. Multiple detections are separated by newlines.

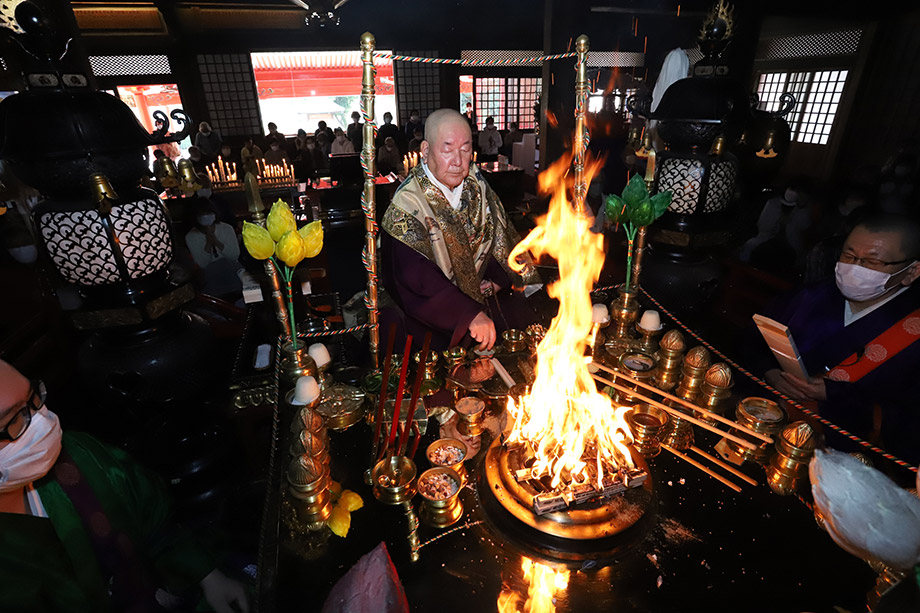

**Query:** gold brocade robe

left=381, top=164, right=537, bottom=303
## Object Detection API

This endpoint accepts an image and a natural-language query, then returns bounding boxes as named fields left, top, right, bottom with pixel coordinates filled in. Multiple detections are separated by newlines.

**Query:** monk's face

left=422, top=119, right=472, bottom=190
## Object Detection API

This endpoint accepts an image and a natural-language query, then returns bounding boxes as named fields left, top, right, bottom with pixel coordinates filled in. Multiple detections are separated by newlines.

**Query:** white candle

left=639, top=309, right=662, bottom=331
left=217, top=156, right=226, bottom=182
left=592, top=303, right=610, bottom=324
left=293, top=375, right=321, bottom=405
left=308, top=343, right=331, bottom=369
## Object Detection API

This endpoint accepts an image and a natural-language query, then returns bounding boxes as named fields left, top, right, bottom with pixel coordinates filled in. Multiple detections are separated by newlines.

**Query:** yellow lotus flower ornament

left=274, top=230, right=306, bottom=267
left=266, top=199, right=297, bottom=241
left=298, top=220, right=324, bottom=259
left=241, top=221, right=274, bottom=260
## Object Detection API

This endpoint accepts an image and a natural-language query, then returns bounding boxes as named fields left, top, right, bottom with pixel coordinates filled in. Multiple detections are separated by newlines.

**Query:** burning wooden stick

left=590, top=373, right=759, bottom=451
left=690, top=446, right=759, bottom=487
left=399, top=333, right=431, bottom=456
left=371, top=323, right=398, bottom=461
left=387, top=335, right=413, bottom=456
left=662, top=444, right=742, bottom=492
left=592, top=361, right=773, bottom=445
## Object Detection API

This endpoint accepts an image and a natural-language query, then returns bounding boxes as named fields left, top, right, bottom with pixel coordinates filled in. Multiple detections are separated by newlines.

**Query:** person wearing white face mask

left=762, top=213, right=920, bottom=463
left=739, top=181, right=812, bottom=268
left=0, top=359, right=250, bottom=612
left=184, top=200, right=243, bottom=299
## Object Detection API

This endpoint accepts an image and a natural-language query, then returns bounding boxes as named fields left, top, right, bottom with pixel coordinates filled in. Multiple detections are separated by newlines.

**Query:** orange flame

left=497, top=557, right=570, bottom=613
left=545, top=109, right=559, bottom=129
left=507, top=154, right=634, bottom=491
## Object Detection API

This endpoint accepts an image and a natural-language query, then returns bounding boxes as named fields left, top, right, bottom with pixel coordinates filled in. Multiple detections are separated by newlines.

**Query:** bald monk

left=381, top=109, right=541, bottom=352
left=0, top=359, right=249, bottom=612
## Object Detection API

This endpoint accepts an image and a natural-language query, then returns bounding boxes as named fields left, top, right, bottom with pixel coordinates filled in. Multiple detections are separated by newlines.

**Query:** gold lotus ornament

left=298, top=220, right=324, bottom=258
left=241, top=221, right=275, bottom=260
left=266, top=199, right=297, bottom=241
left=275, top=230, right=306, bottom=267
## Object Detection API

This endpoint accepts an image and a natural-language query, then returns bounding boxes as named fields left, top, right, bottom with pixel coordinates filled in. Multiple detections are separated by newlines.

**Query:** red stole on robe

left=826, top=308, right=920, bottom=383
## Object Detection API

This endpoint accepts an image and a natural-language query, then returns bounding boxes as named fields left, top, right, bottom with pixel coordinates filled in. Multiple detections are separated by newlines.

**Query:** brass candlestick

left=372, top=455, right=417, bottom=505
left=654, top=329, right=686, bottom=391
left=765, top=421, right=816, bottom=496
left=696, top=362, right=733, bottom=425
left=636, top=321, right=664, bottom=355
left=661, top=346, right=710, bottom=451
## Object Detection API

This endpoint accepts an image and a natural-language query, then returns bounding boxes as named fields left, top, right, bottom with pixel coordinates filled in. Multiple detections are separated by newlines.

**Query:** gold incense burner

left=654, top=329, right=686, bottom=391
left=427, top=437, right=469, bottom=486
left=627, top=404, right=669, bottom=458
left=443, top=346, right=467, bottom=367
left=765, top=421, right=816, bottom=496
left=372, top=455, right=418, bottom=505
left=415, top=350, right=439, bottom=379
left=417, top=467, right=464, bottom=528
left=614, top=351, right=657, bottom=405
left=726, top=397, right=786, bottom=464
left=674, top=346, right=711, bottom=403
left=696, top=363, right=733, bottom=425
left=502, top=329, right=528, bottom=353
left=455, top=396, right=486, bottom=436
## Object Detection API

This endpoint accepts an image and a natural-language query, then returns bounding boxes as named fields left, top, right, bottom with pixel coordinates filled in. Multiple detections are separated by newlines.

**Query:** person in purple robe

left=762, top=213, right=920, bottom=463
left=380, top=109, right=542, bottom=352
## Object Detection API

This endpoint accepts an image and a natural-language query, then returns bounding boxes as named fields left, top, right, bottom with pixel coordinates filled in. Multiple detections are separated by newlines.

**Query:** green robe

left=0, top=432, right=217, bottom=612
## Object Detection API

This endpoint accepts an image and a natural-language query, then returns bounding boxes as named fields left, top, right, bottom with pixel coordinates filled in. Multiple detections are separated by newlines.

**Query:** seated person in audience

left=241, top=137, right=264, bottom=176
left=376, top=111, right=402, bottom=152
left=477, top=116, right=502, bottom=163
left=501, top=121, right=523, bottom=158
left=184, top=200, right=243, bottom=300
left=377, top=137, right=405, bottom=176
left=407, top=128, right=424, bottom=154
left=264, top=140, right=288, bottom=166
left=0, top=359, right=249, bottom=613
left=762, top=213, right=920, bottom=464
left=331, top=128, right=355, bottom=155
left=381, top=109, right=540, bottom=352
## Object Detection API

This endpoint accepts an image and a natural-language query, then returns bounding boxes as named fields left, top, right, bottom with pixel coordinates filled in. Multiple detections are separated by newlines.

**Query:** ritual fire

left=481, top=156, right=652, bottom=545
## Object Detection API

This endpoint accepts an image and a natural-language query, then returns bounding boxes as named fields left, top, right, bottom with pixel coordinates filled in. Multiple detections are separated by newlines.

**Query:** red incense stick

left=399, top=333, right=431, bottom=456
left=407, top=420, right=422, bottom=460
left=371, top=323, right=397, bottom=456
left=386, top=335, right=413, bottom=454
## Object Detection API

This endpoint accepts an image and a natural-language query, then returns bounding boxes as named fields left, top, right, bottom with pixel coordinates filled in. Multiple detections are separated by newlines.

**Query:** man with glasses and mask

left=0, top=359, right=249, bottom=612
left=763, top=213, right=920, bottom=462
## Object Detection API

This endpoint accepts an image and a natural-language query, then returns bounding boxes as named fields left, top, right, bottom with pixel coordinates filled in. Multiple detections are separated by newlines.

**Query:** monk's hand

left=480, top=280, right=500, bottom=297
left=780, top=372, right=828, bottom=401
left=200, top=569, right=250, bottom=613
left=765, top=368, right=805, bottom=400
left=469, top=311, right=496, bottom=351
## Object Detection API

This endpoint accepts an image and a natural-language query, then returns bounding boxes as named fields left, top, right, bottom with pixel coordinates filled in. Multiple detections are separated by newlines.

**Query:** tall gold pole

left=360, top=32, right=380, bottom=369
left=573, top=34, right=590, bottom=212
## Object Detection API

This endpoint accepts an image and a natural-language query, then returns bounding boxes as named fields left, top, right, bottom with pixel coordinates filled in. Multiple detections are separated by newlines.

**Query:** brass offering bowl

left=443, top=346, right=467, bottom=367
left=626, top=404, right=670, bottom=458
left=727, top=397, right=786, bottom=464
left=615, top=351, right=658, bottom=406
left=315, top=383, right=366, bottom=431
left=502, top=329, right=527, bottom=353
left=417, top=467, right=464, bottom=528
left=427, top=437, right=468, bottom=486
left=455, top=396, right=486, bottom=436
left=372, top=455, right=418, bottom=505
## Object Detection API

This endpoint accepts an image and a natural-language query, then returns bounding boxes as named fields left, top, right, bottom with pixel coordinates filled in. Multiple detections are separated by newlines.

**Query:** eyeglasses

left=839, top=252, right=913, bottom=269
left=0, top=380, right=46, bottom=443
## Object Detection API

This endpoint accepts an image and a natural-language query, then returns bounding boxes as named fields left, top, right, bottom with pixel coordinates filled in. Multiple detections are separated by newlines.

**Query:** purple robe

left=380, top=233, right=538, bottom=352
left=771, top=281, right=920, bottom=463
